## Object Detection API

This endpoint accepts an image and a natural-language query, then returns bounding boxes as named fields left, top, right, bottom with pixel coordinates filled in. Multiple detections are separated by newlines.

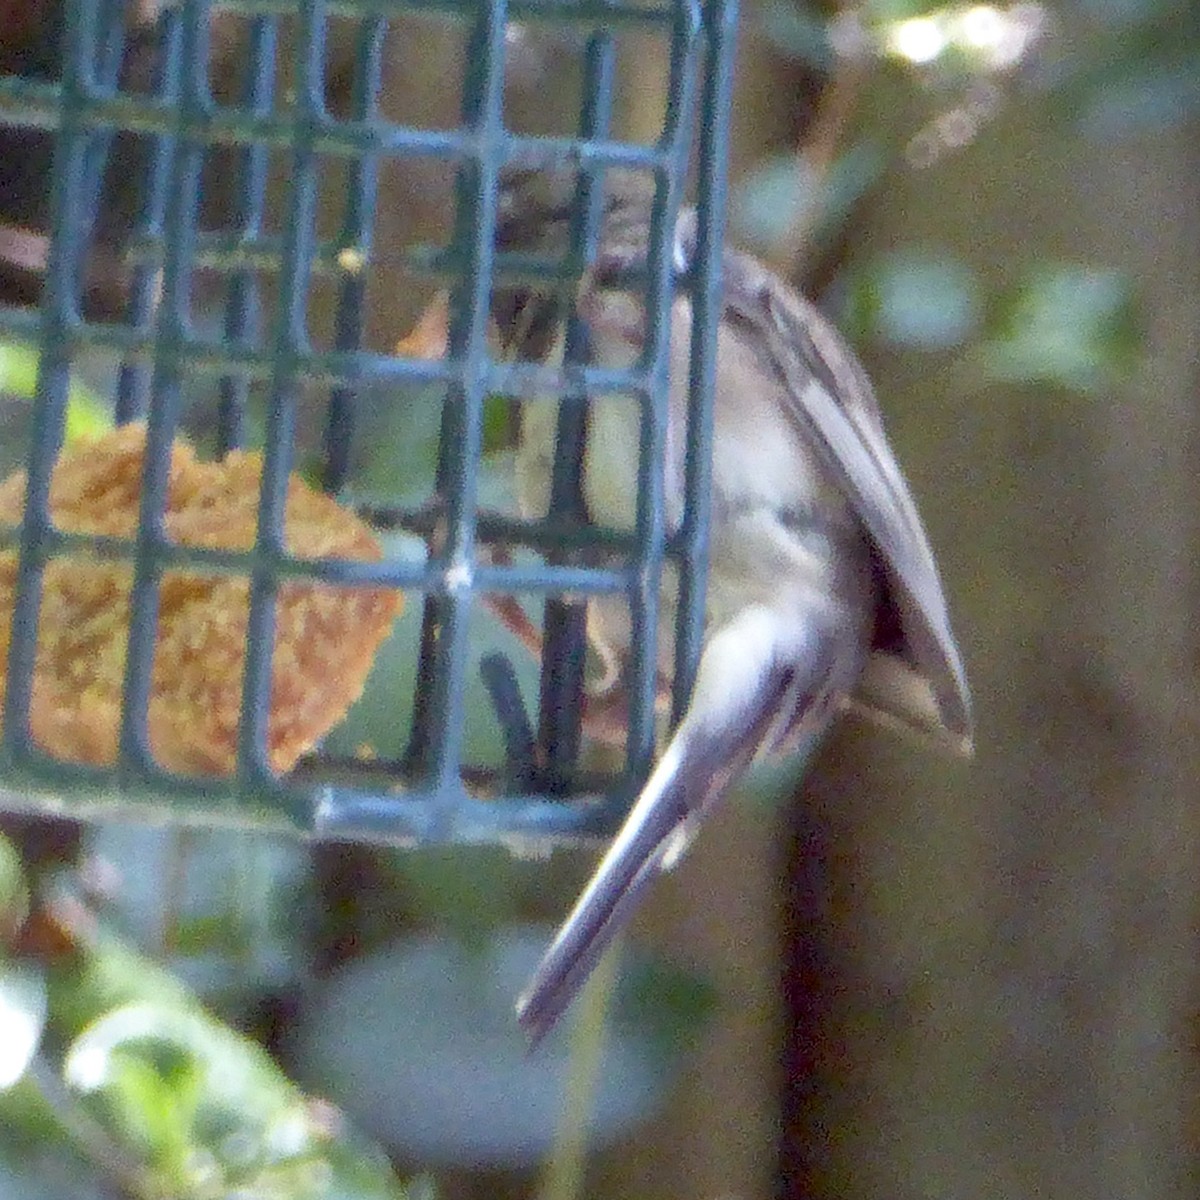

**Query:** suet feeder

left=0, top=0, right=738, bottom=845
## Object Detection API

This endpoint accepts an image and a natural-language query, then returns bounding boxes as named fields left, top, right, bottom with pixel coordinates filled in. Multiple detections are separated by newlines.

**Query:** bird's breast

left=703, top=307, right=852, bottom=529
left=515, top=290, right=876, bottom=682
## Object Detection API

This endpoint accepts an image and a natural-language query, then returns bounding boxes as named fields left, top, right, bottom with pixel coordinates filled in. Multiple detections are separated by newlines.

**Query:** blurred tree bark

left=782, top=70, right=1200, bottom=1200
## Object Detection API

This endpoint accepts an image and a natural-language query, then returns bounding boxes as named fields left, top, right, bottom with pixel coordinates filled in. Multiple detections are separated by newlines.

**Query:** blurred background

left=0, top=0, right=1197, bottom=1198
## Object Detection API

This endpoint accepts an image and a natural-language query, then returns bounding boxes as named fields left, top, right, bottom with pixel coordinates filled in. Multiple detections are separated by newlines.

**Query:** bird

left=403, top=166, right=972, bottom=1043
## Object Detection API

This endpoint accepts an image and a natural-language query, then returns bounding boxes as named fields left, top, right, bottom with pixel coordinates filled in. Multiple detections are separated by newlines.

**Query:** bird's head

left=491, top=166, right=694, bottom=360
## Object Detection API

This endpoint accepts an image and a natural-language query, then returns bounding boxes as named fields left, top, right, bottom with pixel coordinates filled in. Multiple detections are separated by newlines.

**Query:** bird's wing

left=720, top=253, right=972, bottom=751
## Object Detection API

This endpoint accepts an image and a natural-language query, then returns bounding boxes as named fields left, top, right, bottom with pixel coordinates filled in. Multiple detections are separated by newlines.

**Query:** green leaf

left=64, top=1002, right=289, bottom=1125
left=0, top=342, right=112, bottom=444
left=62, top=995, right=406, bottom=1198
left=1037, top=1, right=1200, bottom=138
left=76, top=1045, right=196, bottom=1173
left=0, top=343, right=38, bottom=399
left=482, top=393, right=515, bottom=456
left=975, top=265, right=1140, bottom=392
left=45, top=929, right=413, bottom=1198
left=845, top=250, right=983, bottom=351
left=820, top=143, right=887, bottom=242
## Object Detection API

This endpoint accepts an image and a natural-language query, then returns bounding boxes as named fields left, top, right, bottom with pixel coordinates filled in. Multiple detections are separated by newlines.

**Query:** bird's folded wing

left=720, top=257, right=972, bottom=752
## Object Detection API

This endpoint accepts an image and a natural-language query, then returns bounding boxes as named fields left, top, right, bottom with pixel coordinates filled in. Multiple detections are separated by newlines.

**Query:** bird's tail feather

left=517, top=609, right=849, bottom=1043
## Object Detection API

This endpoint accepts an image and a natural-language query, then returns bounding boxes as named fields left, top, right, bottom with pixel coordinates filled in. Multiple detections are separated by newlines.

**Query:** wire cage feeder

left=0, top=0, right=738, bottom=846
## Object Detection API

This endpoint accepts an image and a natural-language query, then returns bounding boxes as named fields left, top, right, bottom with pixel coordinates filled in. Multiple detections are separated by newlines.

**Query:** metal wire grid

left=0, top=0, right=738, bottom=845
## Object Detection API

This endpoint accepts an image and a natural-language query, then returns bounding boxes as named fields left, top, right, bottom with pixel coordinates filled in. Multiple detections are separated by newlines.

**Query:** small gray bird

left=479, top=167, right=972, bottom=1041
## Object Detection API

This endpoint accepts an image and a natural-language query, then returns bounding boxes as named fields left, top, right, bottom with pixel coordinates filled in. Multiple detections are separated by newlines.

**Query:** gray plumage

left=493, top=167, right=972, bottom=1041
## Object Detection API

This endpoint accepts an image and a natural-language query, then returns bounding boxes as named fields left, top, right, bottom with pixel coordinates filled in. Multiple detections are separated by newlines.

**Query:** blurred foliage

left=972, top=264, right=1140, bottom=391
left=0, top=830, right=420, bottom=1200
left=0, top=342, right=113, bottom=446
left=837, top=253, right=1139, bottom=392
left=84, top=825, right=313, bottom=1004
left=732, top=143, right=885, bottom=254
left=759, top=1, right=835, bottom=67
left=737, top=0, right=1197, bottom=393
left=1050, top=0, right=1200, bottom=136
left=291, top=929, right=696, bottom=1169
left=839, top=249, right=983, bottom=350
left=0, top=812, right=710, bottom=1192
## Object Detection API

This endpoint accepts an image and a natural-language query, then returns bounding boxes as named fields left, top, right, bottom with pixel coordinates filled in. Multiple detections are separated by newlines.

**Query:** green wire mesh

left=0, top=0, right=738, bottom=845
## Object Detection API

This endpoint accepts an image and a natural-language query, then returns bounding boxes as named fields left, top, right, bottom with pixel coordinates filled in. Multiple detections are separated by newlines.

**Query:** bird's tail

left=517, top=606, right=853, bottom=1043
